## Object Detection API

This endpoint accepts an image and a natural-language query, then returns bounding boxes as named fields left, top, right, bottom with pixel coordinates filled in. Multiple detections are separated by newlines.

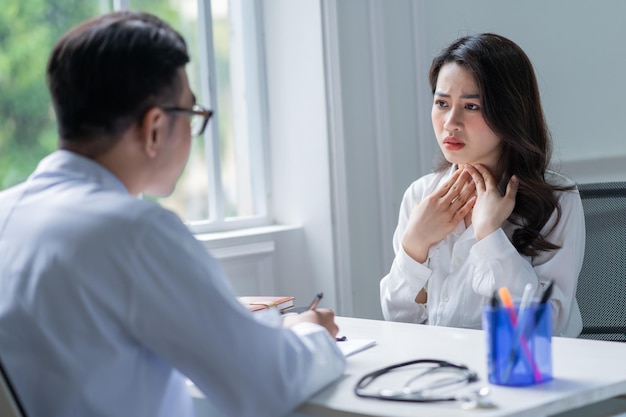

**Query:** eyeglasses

left=354, top=359, right=481, bottom=403
left=162, top=104, right=213, bottom=136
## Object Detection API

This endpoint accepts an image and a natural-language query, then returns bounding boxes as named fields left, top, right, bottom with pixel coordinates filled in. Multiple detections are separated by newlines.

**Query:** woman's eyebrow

left=434, top=91, right=480, bottom=99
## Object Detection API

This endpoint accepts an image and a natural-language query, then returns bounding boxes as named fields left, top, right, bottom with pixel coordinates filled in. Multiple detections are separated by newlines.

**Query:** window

left=0, top=0, right=269, bottom=233
left=0, top=0, right=103, bottom=189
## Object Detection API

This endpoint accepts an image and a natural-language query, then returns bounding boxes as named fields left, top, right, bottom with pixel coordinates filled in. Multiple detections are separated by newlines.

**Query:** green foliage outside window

left=0, top=0, right=99, bottom=189
left=0, top=0, right=191, bottom=190
left=1, top=0, right=238, bottom=223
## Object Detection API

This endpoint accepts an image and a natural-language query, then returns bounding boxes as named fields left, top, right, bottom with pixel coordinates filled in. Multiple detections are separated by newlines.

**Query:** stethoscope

left=354, top=358, right=479, bottom=403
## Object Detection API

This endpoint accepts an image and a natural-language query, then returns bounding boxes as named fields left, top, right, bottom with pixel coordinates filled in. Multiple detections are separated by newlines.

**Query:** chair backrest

left=0, top=357, right=26, bottom=417
left=576, top=182, right=626, bottom=341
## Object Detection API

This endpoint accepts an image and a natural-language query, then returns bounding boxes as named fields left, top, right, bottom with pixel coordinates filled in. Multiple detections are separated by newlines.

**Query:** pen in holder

left=483, top=299, right=552, bottom=386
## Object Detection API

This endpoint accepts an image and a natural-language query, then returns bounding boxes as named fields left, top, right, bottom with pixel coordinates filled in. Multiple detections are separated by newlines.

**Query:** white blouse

left=380, top=165, right=585, bottom=337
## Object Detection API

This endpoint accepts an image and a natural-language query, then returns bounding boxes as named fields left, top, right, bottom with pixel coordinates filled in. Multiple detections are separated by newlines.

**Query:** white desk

left=295, top=317, right=626, bottom=417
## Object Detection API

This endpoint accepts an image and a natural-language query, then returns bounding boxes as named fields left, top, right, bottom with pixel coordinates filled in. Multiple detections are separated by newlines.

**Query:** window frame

left=114, top=0, right=272, bottom=234
left=190, top=0, right=272, bottom=234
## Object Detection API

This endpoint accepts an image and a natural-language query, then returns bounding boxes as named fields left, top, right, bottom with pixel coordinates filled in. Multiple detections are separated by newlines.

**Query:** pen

left=534, top=280, right=554, bottom=325
left=538, top=280, right=554, bottom=305
left=503, top=284, right=537, bottom=383
left=497, top=287, right=514, bottom=310
left=307, top=292, right=323, bottom=310
left=489, top=290, right=500, bottom=373
left=497, top=286, right=542, bottom=383
left=490, top=289, right=500, bottom=308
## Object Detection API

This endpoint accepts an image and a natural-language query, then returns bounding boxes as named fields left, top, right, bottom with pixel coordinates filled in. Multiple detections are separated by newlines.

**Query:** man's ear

left=139, top=107, right=168, bottom=159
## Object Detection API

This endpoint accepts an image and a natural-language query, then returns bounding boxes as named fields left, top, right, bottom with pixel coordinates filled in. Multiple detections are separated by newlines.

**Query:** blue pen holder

left=482, top=302, right=552, bottom=386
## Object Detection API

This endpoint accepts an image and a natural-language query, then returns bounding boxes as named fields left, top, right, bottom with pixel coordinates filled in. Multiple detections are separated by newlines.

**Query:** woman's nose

left=443, top=107, right=462, bottom=132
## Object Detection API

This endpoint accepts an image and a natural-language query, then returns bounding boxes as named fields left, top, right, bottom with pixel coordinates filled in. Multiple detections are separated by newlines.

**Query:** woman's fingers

left=402, top=168, right=475, bottom=261
left=464, top=163, right=497, bottom=192
left=463, top=164, right=483, bottom=191
left=505, top=175, right=519, bottom=202
left=454, top=194, right=476, bottom=221
left=435, top=168, right=463, bottom=197
left=450, top=178, right=476, bottom=208
left=441, top=168, right=473, bottom=204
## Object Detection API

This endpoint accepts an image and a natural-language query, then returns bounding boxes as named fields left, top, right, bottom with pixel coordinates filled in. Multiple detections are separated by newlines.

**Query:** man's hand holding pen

left=283, top=292, right=340, bottom=338
left=307, top=292, right=324, bottom=311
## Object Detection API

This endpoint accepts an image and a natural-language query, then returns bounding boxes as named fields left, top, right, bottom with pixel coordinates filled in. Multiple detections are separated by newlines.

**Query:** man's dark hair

left=46, top=11, right=190, bottom=153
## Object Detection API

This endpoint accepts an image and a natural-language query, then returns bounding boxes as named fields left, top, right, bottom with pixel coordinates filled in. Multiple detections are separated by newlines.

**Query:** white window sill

left=194, top=223, right=301, bottom=245
left=194, top=224, right=304, bottom=295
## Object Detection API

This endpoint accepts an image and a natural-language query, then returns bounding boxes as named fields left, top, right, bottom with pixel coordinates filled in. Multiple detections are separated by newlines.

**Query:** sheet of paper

left=337, top=339, right=376, bottom=357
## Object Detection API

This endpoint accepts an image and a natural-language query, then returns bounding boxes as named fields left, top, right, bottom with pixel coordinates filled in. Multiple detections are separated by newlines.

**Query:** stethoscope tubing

left=354, top=358, right=478, bottom=403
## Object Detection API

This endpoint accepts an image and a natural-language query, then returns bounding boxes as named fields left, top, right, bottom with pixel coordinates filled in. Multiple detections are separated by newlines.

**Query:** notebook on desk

left=238, top=296, right=295, bottom=313
left=337, top=339, right=376, bottom=357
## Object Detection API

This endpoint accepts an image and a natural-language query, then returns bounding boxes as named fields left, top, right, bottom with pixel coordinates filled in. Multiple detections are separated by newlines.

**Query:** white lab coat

left=0, top=150, right=345, bottom=417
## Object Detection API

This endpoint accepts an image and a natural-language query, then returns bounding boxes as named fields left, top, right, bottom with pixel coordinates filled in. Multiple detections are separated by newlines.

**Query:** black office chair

left=576, top=182, right=626, bottom=342
left=0, top=356, right=27, bottom=417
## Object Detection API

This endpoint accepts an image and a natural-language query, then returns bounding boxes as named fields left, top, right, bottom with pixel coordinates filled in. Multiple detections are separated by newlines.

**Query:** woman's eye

left=465, top=103, right=480, bottom=111
left=435, top=100, right=448, bottom=108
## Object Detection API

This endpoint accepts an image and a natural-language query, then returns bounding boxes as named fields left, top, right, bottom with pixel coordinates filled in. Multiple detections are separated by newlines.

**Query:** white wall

left=260, top=0, right=340, bottom=309
left=252, top=0, right=626, bottom=320
left=202, top=0, right=339, bottom=313
left=419, top=0, right=626, bottom=183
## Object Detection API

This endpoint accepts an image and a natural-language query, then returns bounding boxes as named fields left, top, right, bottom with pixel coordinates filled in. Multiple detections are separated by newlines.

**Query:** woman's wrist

left=401, top=240, right=430, bottom=264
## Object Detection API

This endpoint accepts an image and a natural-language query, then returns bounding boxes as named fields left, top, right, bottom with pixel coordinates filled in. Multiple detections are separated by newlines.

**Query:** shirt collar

left=30, top=150, right=129, bottom=194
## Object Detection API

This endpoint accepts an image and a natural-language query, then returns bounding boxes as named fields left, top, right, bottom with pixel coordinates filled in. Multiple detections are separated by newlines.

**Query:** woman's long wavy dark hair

left=428, top=33, right=571, bottom=257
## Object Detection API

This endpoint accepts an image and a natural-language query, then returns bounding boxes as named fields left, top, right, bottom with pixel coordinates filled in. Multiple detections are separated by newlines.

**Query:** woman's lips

left=443, top=137, right=465, bottom=150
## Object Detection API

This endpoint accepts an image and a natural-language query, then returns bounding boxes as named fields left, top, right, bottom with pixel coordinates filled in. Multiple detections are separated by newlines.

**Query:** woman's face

left=431, top=63, right=502, bottom=172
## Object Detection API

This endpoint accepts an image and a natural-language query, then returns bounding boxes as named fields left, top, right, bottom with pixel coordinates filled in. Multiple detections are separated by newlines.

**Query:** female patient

left=380, top=33, right=584, bottom=337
